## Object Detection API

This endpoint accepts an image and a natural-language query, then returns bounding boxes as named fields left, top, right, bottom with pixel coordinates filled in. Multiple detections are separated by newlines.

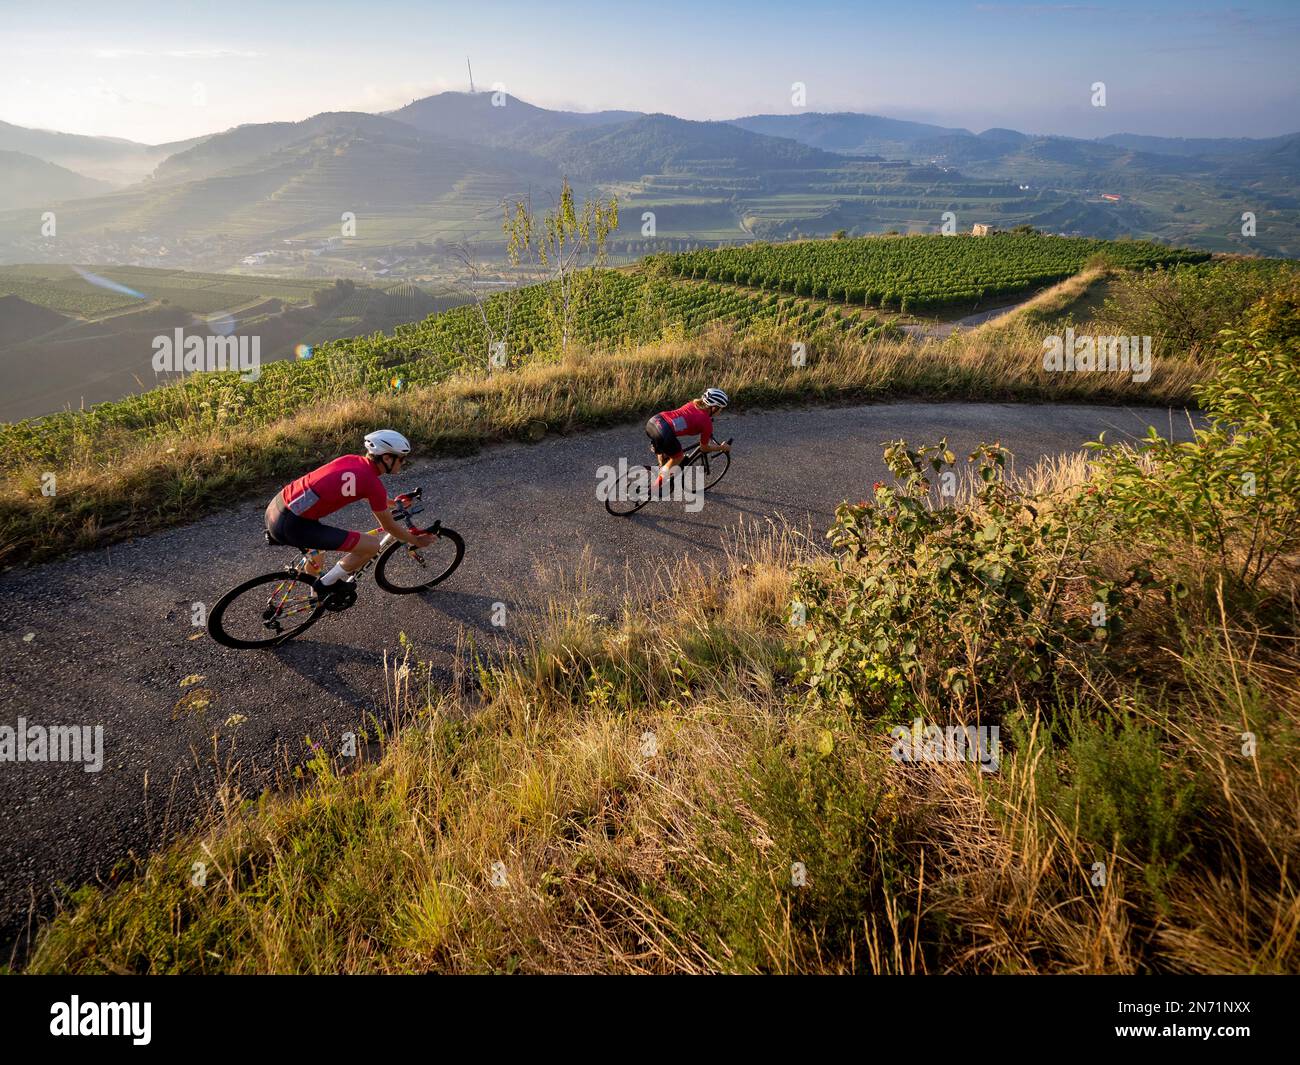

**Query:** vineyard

left=0, top=271, right=884, bottom=467
left=0, top=233, right=1211, bottom=467
left=649, top=233, right=1209, bottom=312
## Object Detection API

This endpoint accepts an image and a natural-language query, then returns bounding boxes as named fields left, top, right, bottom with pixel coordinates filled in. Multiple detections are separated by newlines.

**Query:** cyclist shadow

left=271, top=638, right=395, bottom=708
left=268, top=589, right=509, bottom=704
left=618, top=506, right=731, bottom=551
left=397, top=588, right=505, bottom=637
left=715, top=488, right=837, bottom=526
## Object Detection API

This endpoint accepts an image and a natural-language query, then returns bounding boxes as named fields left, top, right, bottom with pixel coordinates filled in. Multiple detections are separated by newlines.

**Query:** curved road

left=0, top=400, right=1201, bottom=959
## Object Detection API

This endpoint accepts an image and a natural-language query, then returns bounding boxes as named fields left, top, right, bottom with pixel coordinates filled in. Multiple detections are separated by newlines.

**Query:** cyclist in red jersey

left=645, top=387, right=731, bottom=486
left=265, top=429, right=433, bottom=600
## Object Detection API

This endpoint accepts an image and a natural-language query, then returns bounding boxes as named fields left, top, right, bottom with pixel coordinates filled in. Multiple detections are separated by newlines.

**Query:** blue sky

left=1, top=0, right=1296, bottom=143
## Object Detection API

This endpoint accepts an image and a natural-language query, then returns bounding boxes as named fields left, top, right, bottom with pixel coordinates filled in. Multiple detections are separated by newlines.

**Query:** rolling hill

left=533, top=113, right=845, bottom=180
left=0, top=120, right=207, bottom=185
left=0, top=92, right=1295, bottom=268
left=388, top=90, right=637, bottom=146
left=0, top=117, right=558, bottom=244
left=730, top=112, right=969, bottom=156
left=0, top=150, right=114, bottom=209
left=150, top=111, right=436, bottom=184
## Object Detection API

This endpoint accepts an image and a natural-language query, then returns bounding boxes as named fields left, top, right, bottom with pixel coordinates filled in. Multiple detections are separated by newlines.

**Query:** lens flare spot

left=295, top=344, right=313, bottom=360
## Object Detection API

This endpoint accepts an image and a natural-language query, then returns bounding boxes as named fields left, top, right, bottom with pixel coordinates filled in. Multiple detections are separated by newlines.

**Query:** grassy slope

left=25, top=485, right=1298, bottom=974
left=0, top=321, right=1206, bottom=566
left=15, top=255, right=1300, bottom=975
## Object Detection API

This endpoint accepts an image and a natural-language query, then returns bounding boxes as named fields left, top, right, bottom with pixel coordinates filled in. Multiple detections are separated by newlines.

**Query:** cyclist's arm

left=698, top=436, right=729, bottom=453
left=374, top=505, right=429, bottom=546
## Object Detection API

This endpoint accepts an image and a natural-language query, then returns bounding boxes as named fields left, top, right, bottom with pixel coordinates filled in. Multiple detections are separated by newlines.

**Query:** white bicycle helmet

left=364, top=429, right=412, bottom=457
left=701, top=387, right=729, bottom=409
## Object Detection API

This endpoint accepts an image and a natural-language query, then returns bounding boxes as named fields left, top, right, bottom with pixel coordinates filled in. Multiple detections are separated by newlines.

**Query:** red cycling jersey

left=658, top=400, right=713, bottom=442
left=280, top=455, right=389, bottom=520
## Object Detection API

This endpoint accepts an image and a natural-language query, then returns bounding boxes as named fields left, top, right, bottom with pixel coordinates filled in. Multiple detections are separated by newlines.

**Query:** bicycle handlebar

left=391, top=486, right=440, bottom=537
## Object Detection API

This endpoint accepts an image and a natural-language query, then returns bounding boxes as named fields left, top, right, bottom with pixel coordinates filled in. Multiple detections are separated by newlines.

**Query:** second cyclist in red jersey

left=644, top=387, right=731, bottom=484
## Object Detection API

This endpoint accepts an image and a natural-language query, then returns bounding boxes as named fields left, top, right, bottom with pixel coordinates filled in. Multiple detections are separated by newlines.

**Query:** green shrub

left=1083, top=284, right=1300, bottom=590
left=793, top=441, right=1140, bottom=719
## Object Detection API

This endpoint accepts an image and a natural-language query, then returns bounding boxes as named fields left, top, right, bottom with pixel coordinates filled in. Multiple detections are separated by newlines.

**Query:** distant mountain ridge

left=0, top=91, right=1295, bottom=260
left=730, top=112, right=971, bottom=154
left=388, top=91, right=637, bottom=146
left=0, top=120, right=208, bottom=185
left=0, top=151, right=114, bottom=208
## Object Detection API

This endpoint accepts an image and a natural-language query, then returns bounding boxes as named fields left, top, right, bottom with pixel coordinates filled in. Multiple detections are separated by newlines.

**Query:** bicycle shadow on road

left=612, top=505, right=733, bottom=551
left=265, top=588, right=511, bottom=704
left=269, top=636, right=396, bottom=709
left=391, top=588, right=506, bottom=638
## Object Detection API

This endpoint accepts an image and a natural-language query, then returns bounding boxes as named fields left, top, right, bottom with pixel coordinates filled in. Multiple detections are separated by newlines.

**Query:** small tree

left=449, top=238, right=517, bottom=369
left=504, top=177, right=618, bottom=353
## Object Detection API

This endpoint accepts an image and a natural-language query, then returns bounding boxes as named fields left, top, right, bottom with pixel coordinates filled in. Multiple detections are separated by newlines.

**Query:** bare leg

left=337, top=532, right=382, bottom=575
left=655, top=452, right=683, bottom=486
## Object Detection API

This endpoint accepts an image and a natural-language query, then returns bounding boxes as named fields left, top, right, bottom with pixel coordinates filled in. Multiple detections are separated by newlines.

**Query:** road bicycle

left=207, top=488, right=465, bottom=649
left=603, top=437, right=733, bottom=517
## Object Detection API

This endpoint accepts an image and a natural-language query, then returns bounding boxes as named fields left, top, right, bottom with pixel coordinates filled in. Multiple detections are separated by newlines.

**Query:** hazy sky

left=1, top=0, right=1297, bottom=143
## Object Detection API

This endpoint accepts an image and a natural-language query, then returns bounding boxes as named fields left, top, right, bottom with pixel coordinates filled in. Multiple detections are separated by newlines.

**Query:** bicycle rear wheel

left=207, top=571, right=325, bottom=649
left=375, top=528, right=465, bottom=593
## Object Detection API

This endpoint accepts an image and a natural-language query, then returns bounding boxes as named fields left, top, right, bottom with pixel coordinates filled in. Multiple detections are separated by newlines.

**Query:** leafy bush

left=1096, top=259, right=1298, bottom=358
left=1083, top=284, right=1300, bottom=590
left=793, top=441, right=1137, bottom=719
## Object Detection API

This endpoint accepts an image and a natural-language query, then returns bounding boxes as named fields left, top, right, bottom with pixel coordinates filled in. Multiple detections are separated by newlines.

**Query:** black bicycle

left=603, top=437, right=733, bottom=516
left=207, top=488, right=465, bottom=649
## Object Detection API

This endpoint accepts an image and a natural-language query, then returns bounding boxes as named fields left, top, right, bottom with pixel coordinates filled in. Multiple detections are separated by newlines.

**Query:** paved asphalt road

left=0, top=400, right=1201, bottom=959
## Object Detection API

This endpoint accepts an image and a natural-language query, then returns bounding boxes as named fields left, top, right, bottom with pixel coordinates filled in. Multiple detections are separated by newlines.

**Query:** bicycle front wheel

left=603, top=464, right=655, bottom=516
left=207, top=571, right=325, bottom=649
left=375, top=529, right=465, bottom=593
left=689, top=448, right=731, bottom=491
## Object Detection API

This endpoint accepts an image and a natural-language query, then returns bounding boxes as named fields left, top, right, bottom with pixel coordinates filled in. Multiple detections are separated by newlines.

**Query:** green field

left=0, top=264, right=321, bottom=319
left=651, top=233, right=1209, bottom=311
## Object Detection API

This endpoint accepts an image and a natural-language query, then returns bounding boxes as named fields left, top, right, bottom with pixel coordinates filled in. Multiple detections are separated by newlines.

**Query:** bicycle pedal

left=318, top=582, right=358, bottom=612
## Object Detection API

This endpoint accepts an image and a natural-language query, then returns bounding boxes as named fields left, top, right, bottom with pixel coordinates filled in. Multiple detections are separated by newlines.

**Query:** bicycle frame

left=262, top=490, right=433, bottom=618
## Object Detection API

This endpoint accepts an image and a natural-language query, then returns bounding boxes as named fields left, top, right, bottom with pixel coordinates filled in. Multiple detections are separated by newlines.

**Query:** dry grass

left=23, top=495, right=1298, bottom=974
left=967, top=267, right=1115, bottom=340
left=0, top=326, right=1205, bottom=565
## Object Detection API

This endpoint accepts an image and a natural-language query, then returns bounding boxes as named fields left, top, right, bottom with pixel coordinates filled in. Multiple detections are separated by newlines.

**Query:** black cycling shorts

left=265, top=495, right=354, bottom=552
left=645, top=415, right=683, bottom=459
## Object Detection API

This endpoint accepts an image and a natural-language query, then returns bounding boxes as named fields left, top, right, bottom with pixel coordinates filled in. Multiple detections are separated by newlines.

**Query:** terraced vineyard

left=380, top=271, right=890, bottom=367
left=1, top=234, right=1207, bottom=466
left=0, top=270, right=881, bottom=466
left=650, top=233, right=1209, bottom=312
